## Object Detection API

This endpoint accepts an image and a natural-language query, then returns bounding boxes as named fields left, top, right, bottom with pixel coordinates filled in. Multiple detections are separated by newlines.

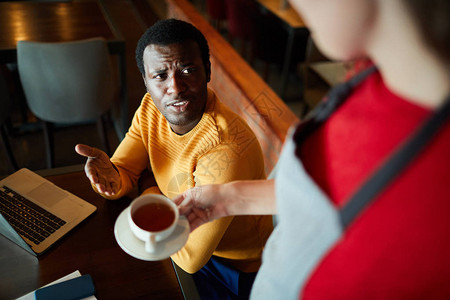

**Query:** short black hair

left=135, top=18, right=210, bottom=76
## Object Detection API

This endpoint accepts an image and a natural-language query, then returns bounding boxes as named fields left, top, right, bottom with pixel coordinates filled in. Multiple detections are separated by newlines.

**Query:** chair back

left=17, top=38, right=116, bottom=124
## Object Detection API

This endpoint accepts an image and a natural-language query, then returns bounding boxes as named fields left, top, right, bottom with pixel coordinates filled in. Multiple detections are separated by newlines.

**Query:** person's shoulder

left=137, top=93, right=156, bottom=111
left=134, top=93, right=160, bottom=120
left=207, top=90, right=257, bottom=139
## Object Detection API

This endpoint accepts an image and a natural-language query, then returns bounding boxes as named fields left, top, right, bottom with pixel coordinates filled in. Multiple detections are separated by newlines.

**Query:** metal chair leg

left=42, top=121, right=54, bottom=169
left=97, top=114, right=111, bottom=156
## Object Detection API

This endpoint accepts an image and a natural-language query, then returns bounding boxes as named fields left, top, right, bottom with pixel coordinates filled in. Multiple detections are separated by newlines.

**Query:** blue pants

left=192, top=256, right=257, bottom=300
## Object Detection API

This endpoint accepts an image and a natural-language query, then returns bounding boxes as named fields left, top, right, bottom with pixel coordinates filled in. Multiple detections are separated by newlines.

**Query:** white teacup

left=128, top=194, right=179, bottom=253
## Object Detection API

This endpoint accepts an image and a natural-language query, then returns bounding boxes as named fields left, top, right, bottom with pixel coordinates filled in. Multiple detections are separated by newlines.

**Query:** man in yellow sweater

left=75, top=19, right=273, bottom=299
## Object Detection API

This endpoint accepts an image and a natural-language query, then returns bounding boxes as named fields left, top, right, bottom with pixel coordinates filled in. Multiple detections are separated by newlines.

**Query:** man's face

left=142, top=40, right=210, bottom=135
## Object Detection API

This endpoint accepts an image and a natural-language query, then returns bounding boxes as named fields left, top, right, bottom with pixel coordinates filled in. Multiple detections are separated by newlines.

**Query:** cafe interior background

left=0, top=0, right=344, bottom=177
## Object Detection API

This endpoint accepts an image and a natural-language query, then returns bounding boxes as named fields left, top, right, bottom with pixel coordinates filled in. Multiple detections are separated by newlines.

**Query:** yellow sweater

left=104, top=89, right=273, bottom=273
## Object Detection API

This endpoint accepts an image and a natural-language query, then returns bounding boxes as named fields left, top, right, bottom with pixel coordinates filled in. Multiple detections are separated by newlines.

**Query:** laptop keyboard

left=0, top=185, right=66, bottom=245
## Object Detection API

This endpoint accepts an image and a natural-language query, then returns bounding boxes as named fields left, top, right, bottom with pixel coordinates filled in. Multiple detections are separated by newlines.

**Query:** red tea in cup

left=132, top=202, right=175, bottom=232
left=128, top=194, right=179, bottom=253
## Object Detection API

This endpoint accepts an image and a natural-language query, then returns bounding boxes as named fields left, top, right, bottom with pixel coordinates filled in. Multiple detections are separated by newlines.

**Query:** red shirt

left=299, top=71, right=450, bottom=299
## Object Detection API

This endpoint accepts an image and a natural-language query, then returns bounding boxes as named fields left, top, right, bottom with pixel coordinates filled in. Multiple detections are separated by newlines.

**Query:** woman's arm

left=174, top=179, right=276, bottom=232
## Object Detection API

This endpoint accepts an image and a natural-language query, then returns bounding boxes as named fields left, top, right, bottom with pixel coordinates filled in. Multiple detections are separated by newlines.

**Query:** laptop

left=0, top=168, right=96, bottom=256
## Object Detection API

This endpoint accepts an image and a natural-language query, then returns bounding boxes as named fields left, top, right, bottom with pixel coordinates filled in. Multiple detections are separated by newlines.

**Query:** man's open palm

left=75, top=144, right=121, bottom=196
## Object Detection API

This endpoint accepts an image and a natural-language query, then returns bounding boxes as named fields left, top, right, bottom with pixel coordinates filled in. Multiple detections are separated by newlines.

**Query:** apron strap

left=340, top=94, right=450, bottom=228
left=293, top=66, right=376, bottom=147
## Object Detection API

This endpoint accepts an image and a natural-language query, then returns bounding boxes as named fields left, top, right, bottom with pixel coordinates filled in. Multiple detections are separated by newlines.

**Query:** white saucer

left=114, top=206, right=189, bottom=261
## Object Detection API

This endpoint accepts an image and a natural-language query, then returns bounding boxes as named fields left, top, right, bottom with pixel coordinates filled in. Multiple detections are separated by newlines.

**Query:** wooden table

left=0, top=0, right=129, bottom=137
left=0, top=165, right=184, bottom=300
left=256, top=0, right=309, bottom=99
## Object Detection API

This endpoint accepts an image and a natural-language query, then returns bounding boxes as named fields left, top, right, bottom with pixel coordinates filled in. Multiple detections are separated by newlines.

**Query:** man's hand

left=173, top=185, right=229, bottom=232
left=75, top=144, right=121, bottom=196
